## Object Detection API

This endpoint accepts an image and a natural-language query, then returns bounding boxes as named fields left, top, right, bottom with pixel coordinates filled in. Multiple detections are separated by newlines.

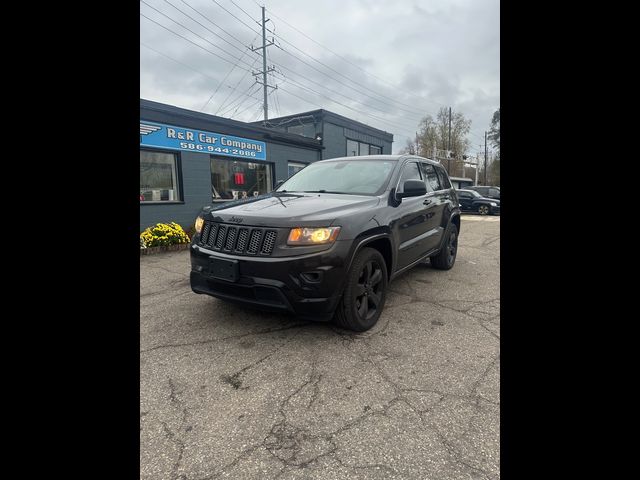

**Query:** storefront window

left=346, top=139, right=359, bottom=156
left=288, top=162, right=307, bottom=178
left=347, top=138, right=383, bottom=156
left=140, top=150, right=180, bottom=202
left=211, top=157, right=273, bottom=200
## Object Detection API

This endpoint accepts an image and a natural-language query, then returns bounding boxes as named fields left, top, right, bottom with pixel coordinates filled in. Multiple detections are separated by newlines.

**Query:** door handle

left=423, top=199, right=432, bottom=205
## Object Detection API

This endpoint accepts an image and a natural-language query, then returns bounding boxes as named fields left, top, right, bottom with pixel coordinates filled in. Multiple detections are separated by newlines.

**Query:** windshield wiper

left=302, top=190, right=343, bottom=194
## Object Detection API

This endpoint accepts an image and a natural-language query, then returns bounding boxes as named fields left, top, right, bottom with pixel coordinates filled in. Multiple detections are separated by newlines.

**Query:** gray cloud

left=140, top=0, right=499, bottom=153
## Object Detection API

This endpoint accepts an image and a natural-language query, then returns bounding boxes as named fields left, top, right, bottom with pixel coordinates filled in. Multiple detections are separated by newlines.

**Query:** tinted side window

left=421, top=163, right=442, bottom=191
left=435, top=165, right=451, bottom=189
left=457, top=192, right=469, bottom=198
left=398, top=162, right=422, bottom=191
left=489, top=188, right=500, bottom=198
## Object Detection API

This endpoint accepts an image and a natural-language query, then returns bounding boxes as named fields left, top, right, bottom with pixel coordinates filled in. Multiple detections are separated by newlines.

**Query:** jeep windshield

left=276, top=159, right=397, bottom=196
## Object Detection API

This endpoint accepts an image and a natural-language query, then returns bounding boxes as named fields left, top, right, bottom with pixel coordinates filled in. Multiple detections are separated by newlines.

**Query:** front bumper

left=189, top=240, right=354, bottom=321
left=491, top=205, right=501, bottom=214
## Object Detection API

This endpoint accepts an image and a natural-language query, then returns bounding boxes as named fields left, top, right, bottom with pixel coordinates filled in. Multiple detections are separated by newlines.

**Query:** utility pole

left=250, top=6, right=276, bottom=125
left=484, top=131, right=488, bottom=185
left=475, top=154, right=479, bottom=185
left=447, top=107, right=452, bottom=175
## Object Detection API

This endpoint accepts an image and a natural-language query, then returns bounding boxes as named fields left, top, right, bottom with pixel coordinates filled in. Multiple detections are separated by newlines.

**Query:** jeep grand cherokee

left=190, top=155, right=461, bottom=331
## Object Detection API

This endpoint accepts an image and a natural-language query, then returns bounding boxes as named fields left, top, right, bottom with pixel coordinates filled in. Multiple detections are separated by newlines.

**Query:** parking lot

left=140, top=214, right=500, bottom=479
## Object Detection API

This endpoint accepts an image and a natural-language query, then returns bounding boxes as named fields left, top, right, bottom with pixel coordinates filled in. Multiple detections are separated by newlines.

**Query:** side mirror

left=397, top=180, right=427, bottom=199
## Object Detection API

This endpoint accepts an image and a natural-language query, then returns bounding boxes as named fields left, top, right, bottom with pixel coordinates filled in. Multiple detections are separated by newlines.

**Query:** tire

left=478, top=204, right=490, bottom=215
left=334, top=247, right=388, bottom=332
left=430, top=223, right=459, bottom=270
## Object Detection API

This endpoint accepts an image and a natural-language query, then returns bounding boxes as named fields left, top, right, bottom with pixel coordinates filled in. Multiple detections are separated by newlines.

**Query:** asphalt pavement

left=140, top=214, right=500, bottom=479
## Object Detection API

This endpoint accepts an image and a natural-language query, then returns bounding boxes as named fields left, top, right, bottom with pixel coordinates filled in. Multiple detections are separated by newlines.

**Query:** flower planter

left=140, top=243, right=189, bottom=255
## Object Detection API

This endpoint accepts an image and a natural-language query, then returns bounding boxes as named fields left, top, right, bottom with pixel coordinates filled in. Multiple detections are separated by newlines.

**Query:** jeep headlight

left=490, top=202, right=497, bottom=207
left=195, top=216, right=204, bottom=233
left=287, top=227, right=341, bottom=245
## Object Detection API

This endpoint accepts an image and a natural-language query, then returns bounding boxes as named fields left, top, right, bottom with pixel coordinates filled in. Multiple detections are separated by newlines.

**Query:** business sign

left=140, top=120, right=267, bottom=161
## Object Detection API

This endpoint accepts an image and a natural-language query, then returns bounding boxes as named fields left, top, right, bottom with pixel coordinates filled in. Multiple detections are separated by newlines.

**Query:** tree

left=399, top=137, right=418, bottom=155
left=487, top=108, right=500, bottom=185
left=488, top=108, right=500, bottom=153
left=416, top=107, right=471, bottom=177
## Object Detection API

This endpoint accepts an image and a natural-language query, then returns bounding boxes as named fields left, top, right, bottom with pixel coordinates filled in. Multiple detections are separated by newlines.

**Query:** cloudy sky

left=140, top=0, right=499, bottom=155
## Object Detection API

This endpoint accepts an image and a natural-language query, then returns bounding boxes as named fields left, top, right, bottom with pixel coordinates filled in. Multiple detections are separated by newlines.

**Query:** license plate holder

left=209, top=257, right=239, bottom=282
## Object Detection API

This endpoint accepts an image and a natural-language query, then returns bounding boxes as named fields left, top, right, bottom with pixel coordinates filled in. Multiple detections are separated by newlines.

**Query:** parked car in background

left=465, top=185, right=500, bottom=200
left=456, top=189, right=500, bottom=215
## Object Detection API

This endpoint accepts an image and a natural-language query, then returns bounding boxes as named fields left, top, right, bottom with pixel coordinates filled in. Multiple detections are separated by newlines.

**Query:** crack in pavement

left=219, top=329, right=304, bottom=391
left=194, top=444, right=263, bottom=480
left=140, top=290, right=192, bottom=306
left=140, top=323, right=308, bottom=354
left=141, top=263, right=190, bottom=278
left=262, top=355, right=338, bottom=468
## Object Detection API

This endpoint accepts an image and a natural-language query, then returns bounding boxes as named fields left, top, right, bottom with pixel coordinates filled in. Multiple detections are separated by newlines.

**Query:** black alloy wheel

left=334, top=247, right=388, bottom=331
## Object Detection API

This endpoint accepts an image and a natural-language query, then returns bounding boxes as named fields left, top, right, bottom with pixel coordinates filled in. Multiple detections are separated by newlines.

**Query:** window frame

left=345, top=138, right=383, bottom=157
left=396, top=160, right=424, bottom=194
left=287, top=161, right=308, bottom=178
left=420, top=162, right=443, bottom=192
left=346, top=139, right=359, bottom=156
left=139, top=147, right=184, bottom=204
left=209, top=155, right=275, bottom=202
left=434, top=164, right=452, bottom=189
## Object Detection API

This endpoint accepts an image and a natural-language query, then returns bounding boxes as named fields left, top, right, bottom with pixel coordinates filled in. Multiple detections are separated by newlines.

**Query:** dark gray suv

left=190, top=155, right=461, bottom=331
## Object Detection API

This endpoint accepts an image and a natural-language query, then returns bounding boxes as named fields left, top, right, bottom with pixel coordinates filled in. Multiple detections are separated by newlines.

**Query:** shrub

left=140, top=222, right=190, bottom=248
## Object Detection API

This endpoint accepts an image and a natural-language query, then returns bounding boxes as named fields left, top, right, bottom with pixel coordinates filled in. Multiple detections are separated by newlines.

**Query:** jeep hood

left=203, top=193, right=380, bottom=227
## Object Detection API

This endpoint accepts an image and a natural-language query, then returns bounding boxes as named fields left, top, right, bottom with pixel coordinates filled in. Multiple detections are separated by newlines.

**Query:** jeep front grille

left=199, top=221, right=278, bottom=256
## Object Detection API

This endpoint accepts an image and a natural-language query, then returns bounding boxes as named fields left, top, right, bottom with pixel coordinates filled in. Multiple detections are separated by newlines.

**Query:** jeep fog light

left=287, top=227, right=341, bottom=245
left=195, top=216, right=204, bottom=233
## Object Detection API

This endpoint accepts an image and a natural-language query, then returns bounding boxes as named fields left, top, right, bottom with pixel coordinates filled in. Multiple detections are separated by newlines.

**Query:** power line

left=161, top=0, right=247, bottom=57
left=213, top=56, right=260, bottom=114
left=208, top=0, right=261, bottom=35
left=221, top=83, right=263, bottom=117
left=229, top=0, right=257, bottom=22
left=226, top=1, right=435, bottom=120
left=269, top=41, right=427, bottom=121
left=218, top=81, right=262, bottom=116
left=141, top=14, right=408, bottom=135
left=140, top=3, right=255, bottom=71
left=145, top=2, right=419, bottom=132
left=201, top=41, right=259, bottom=112
left=232, top=98, right=263, bottom=120
left=250, top=101, right=265, bottom=122
left=142, top=10, right=416, bottom=136
left=266, top=28, right=430, bottom=119
left=264, top=5, right=449, bottom=110
left=178, top=0, right=255, bottom=54
left=141, top=4, right=478, bottom=144
left=140, top=42, right=262, bottom=108
left=169, top=0, right=421, bottom=123
left=141, top=41, right=220, bottom=83
left=277, top=79, right=415, bottom=138
left=269, top=57, right=423, bottom=126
